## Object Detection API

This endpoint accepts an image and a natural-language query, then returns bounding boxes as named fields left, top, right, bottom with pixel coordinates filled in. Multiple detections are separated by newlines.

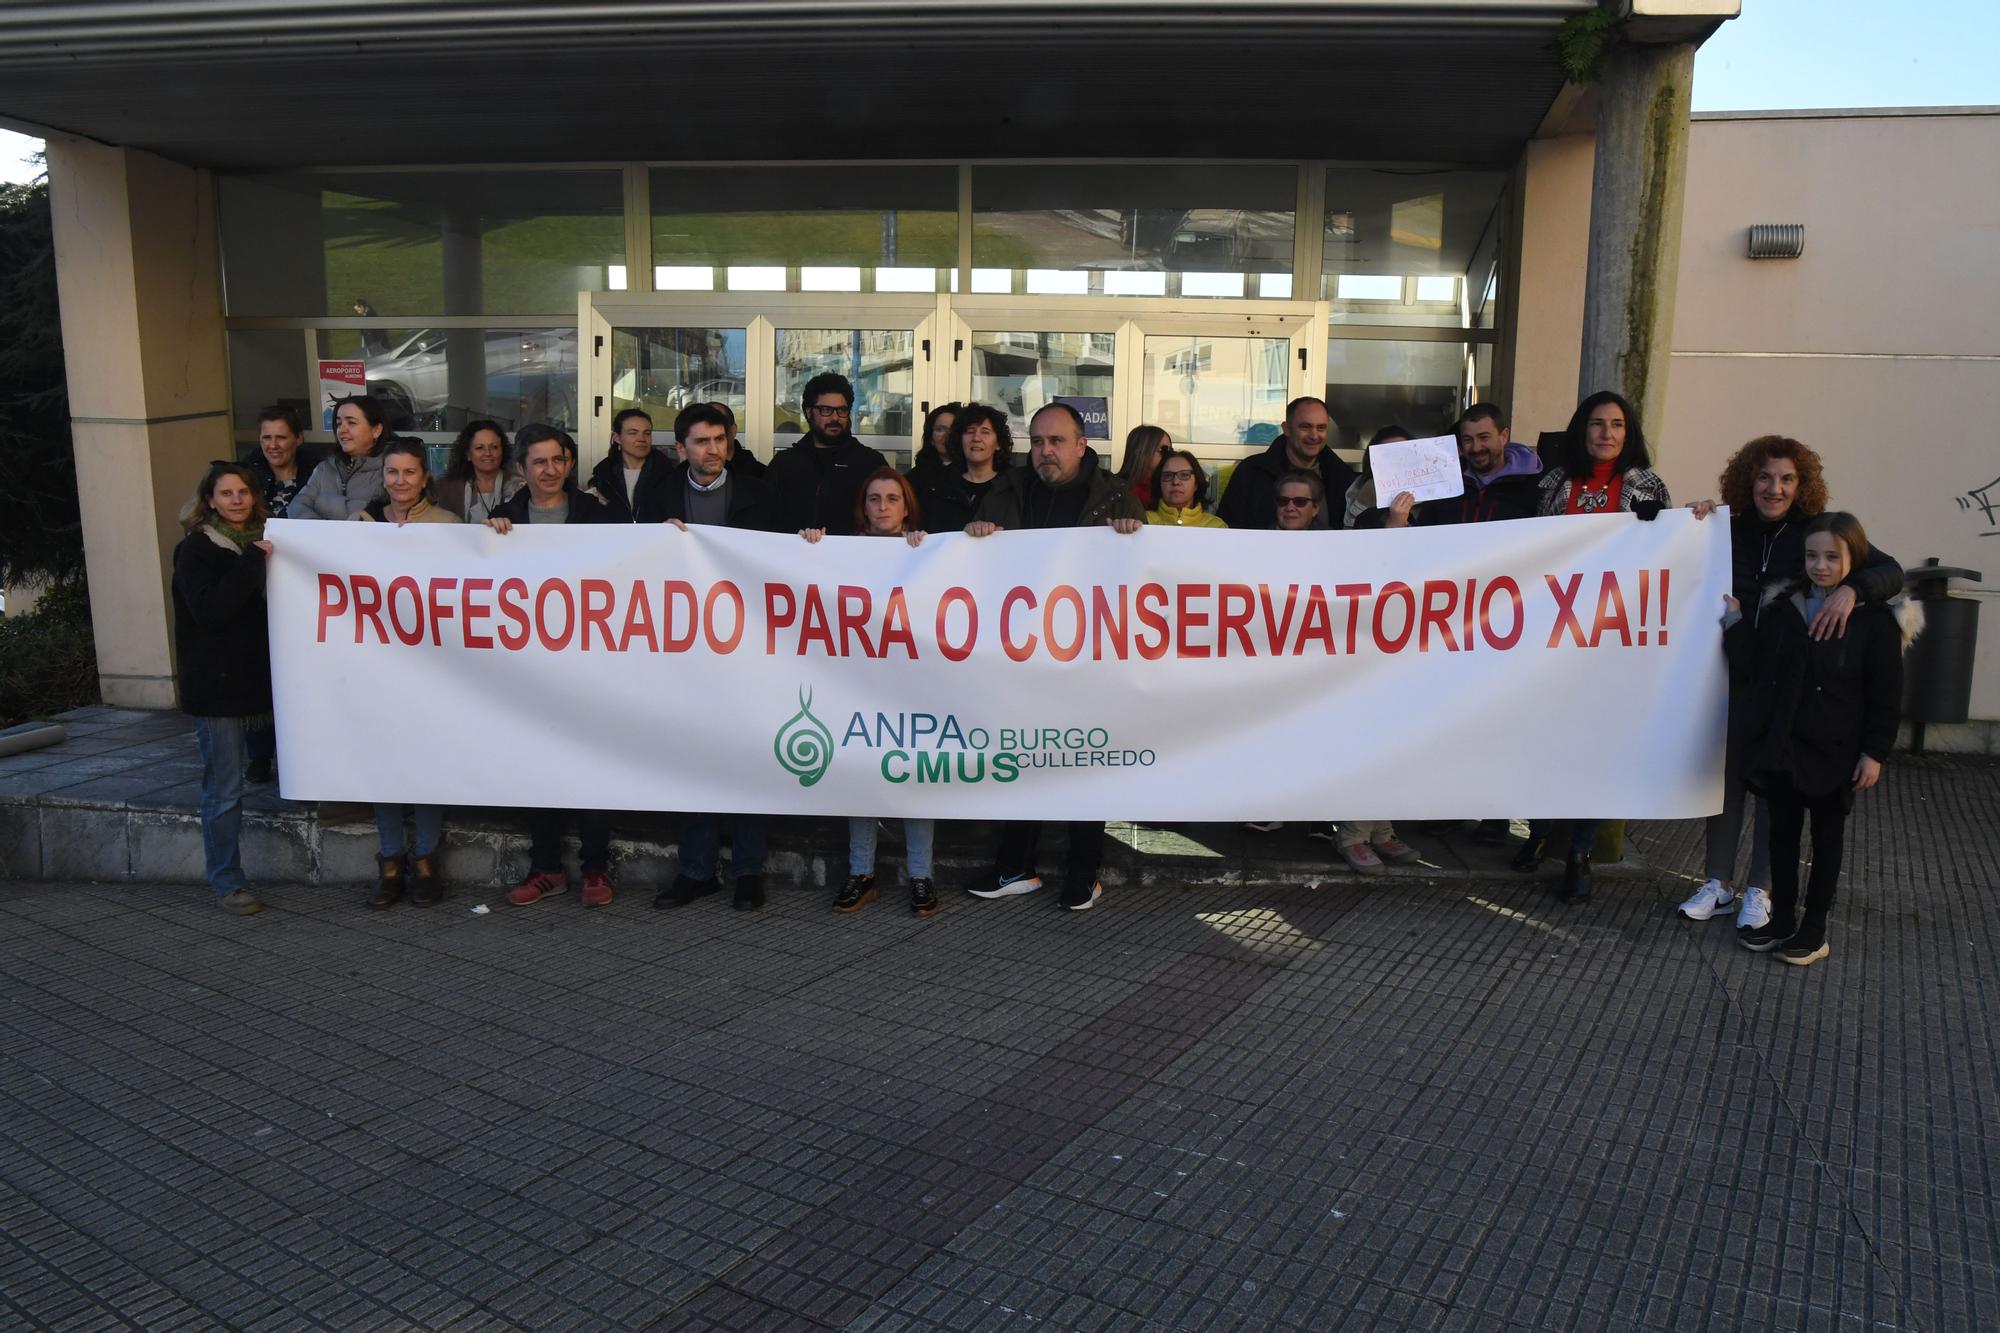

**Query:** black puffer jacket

left=763, top=435, right=890, bottom=535
left=171, top=528, right=270, bottom=719
left=1214, top=438, right=1356, bottom=531
left=1728, top=582, right=1910, bottom=802
left=588, top=448, right=680, bottom=523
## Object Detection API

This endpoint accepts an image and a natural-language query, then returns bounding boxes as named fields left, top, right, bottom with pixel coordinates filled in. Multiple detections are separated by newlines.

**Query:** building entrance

left=584, top=292, right=1320, bottom=473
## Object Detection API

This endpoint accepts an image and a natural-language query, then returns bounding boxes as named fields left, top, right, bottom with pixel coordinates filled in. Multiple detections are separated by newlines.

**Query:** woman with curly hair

left=914, top=402, right=1013, bottom=531
left=1675, top=436, right=1903, bottom=931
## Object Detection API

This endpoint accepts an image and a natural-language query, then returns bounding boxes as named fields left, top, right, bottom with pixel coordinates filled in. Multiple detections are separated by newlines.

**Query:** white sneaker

left=1677, top=879, right=1737, bottom=921
left=1735, top=885, right=1772, bottom=931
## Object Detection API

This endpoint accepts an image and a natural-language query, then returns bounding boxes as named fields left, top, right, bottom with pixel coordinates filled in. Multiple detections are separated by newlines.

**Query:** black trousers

left=1764, top=776, right=1849, bottom=939
left=995, top=820, right=1104, bottom=888
left=527, top=808, right=612, bottom=875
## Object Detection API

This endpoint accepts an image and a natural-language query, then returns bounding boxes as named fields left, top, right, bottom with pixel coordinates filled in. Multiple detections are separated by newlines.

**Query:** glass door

left=586, top=293, right=940, bottom=466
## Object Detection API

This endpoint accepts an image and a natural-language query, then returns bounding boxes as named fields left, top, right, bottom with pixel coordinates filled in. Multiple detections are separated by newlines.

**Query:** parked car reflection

left=362, top=328, right=577, bottom=432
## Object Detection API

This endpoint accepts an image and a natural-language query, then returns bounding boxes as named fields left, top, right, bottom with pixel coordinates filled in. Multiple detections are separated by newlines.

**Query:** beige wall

left=46, top=139, right=232, bottom=709
left=1659, top=110, right=2000, bottom=720
left=1501, top=134, right=1594, bottom=445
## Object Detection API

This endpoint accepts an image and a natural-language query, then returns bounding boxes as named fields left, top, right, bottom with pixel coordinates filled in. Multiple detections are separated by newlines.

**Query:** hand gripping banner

left=265, top=511, right=1731, bottom=821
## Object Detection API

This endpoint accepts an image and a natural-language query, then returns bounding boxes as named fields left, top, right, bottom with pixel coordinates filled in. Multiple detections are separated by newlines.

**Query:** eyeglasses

left=1158, top=469, right=1197, bottom=483
left=1276, top=495, right=1316, bottom=508
left=808, top=404, right=852, bottom=417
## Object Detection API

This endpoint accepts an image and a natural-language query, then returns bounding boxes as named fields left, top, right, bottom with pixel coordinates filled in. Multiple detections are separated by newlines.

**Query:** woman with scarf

left=171, top=462, right=275, bottom=916
left=288, top=394, right=389, bottom=519
left=1514, top=391, right=1672, bottom=900
left=354, top=438, right=459, bottom=907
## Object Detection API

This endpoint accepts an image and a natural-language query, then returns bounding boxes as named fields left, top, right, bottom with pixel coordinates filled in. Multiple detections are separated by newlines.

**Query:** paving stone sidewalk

left=0, top=738, right=1995, bottom=1329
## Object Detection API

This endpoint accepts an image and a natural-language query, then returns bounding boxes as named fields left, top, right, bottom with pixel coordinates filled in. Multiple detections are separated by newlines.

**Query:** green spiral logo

left=773, top=686, right=834, bottom=787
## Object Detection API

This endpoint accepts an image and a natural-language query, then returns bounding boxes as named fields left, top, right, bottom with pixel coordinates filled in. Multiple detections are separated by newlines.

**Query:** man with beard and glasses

left=764, top=371, right=888, bottom=535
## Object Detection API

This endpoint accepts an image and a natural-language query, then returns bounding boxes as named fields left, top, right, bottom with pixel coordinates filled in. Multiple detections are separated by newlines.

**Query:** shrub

left=0, top=577, right=98, bottom=725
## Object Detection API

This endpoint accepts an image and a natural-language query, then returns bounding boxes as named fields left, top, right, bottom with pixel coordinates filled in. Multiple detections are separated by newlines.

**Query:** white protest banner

left=265, top=511, right=1729, bottom=821
left=1371, top=434, right=1465, bottom=506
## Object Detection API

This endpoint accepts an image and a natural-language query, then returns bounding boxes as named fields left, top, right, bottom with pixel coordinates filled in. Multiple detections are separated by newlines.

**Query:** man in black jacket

left=588, top=407, right=678, bottom=523
left=1215, top=396, right=1356, bottom=531
left=659, top=404, right=781, bottom=531
left=1385, top=403, right=1543, bottom=528
left=964, top=403, right=1144, bottom=913
left=763, top=372, right=887, bottom=535
left=488, top=425, right=611, bottom=529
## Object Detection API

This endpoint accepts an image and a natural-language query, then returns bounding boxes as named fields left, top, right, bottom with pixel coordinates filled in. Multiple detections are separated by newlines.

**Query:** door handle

left=922, top=338, right=931, bottom=361
left=1297, top=347, right=1307, bottom=370
left=594, top=335, right=603, bottom=357
left=953, top=338, right=963, bottom=362
left=593, top=395, right=604, bottom=417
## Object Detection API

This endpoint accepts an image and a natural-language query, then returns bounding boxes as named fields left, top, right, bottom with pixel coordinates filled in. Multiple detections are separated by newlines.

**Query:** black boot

left=1509, top=835, right=1547, bottom=873
left=1560, top=849, right=1593, bottom=902
left=368, top=854, right=406, bottom=911
left=408, top=852, right=443, bottom=906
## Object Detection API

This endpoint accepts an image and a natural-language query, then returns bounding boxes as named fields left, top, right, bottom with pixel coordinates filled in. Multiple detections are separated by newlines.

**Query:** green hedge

left=0, top=578, right=99, bottom=725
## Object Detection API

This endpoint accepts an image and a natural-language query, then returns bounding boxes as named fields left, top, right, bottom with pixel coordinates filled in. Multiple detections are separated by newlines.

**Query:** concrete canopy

left=0, top=1, right=1592, bottom=168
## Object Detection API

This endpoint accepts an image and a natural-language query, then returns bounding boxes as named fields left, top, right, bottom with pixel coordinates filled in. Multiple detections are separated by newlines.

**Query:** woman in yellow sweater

left=1143, top=448, right=1227, bottom=528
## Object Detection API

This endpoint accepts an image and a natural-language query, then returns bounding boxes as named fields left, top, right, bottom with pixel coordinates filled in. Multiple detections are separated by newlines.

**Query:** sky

left=1, top=2, right=1995, bottom=184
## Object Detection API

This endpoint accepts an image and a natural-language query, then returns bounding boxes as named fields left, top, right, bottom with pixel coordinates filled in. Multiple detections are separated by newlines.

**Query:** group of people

left=172, top=374, right=1910, bottom=966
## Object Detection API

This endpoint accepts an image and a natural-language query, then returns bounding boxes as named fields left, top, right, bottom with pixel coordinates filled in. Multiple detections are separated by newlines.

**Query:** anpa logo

left=773, top=686, right=834, bottom=787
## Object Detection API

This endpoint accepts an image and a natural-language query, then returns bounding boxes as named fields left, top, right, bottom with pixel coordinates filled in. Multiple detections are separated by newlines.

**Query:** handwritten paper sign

left=1371, top=434, right=1465, bottom=506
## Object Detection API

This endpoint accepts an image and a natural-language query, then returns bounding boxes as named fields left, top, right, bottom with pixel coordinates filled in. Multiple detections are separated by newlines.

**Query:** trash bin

left=1903, top=558, right=1983, bottom=752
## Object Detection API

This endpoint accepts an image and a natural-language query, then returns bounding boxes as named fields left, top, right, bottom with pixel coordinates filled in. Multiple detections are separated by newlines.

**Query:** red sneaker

left=580, top=873, right=614, bottom=908
left=508, top=870, right=566, bottom=906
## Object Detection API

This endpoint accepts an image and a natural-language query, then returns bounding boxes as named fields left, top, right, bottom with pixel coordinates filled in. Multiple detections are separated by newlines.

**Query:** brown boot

left=368, top=853, right=406, bottom=910
left=409, top=852, right=443, bottom=907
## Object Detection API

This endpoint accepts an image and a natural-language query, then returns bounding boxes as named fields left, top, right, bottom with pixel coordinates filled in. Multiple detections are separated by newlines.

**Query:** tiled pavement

left=0, top=720, right=1995, bottom=1329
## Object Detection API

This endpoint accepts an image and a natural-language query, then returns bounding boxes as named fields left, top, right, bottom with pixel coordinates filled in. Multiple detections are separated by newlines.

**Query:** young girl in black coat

left=1725, top=512, right=1913, bottom=966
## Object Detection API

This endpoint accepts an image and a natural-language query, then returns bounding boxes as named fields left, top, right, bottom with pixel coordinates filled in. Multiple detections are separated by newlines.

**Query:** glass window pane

left=651, top=166, right=956, bottom=295
left=973, top=165, right=1296, bottom=299
left=1141, top=335, right=1290, bottom=447
left=1324, top=339, right=1466, bottom=448
left=970, top=332, right=1118, bottom=437
left=314, top=327, right=578, bottom=435
left=774, top=329, right=917, bottom=453
left=609, top=327, right=749, bottom=445
left=1322, top=168, right=1505, bottom=327
left=228, top=330, right=309, bottom=435
left=220, top=170, right=625, bottom=317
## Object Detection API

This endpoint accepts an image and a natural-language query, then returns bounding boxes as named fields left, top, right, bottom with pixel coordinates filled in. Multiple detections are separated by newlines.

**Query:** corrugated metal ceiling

left=0, top=2, right=1592, bottom=168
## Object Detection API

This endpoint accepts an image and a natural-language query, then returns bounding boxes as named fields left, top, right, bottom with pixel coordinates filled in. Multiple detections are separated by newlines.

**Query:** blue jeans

left=679, top=813, right=767, bottom=882
left=374, top=804, right=444, bottom=858
left=192, top=715, right=247, bottom=898
left=849, top=817, right=935, bottom=879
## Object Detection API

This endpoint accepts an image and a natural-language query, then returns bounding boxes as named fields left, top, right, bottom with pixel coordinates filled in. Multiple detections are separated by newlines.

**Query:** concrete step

left=1, top=795, right=1650, bottom=893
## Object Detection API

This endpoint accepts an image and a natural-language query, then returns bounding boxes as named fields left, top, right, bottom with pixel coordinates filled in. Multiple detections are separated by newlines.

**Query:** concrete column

left=1497, top=135, right=1595, bottom=440
left=1577, top=40, right=1696, bottom=433
left=45, top=140, right=231, bottom=709
left=442, top=205, right=485, bottom=433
